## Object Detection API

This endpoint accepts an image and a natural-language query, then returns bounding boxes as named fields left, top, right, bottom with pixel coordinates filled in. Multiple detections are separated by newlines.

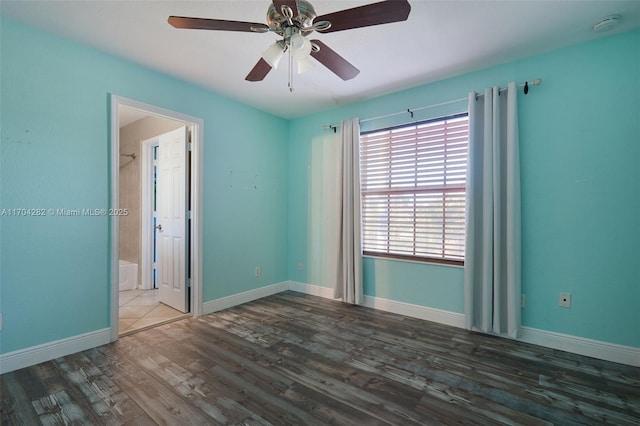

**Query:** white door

left=157, top=126, right=189, bottom=313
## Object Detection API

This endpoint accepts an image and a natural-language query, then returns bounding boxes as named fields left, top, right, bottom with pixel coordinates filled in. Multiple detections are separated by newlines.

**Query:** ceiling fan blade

left=315, top=0, right=411, bottom=33
left=310, top=40, right=360, bottom=81
left=168, top=16, right=269, bottom=33
left=272, top=0, right=298, bottom=18
left=245, top=58, right=273, bottom=82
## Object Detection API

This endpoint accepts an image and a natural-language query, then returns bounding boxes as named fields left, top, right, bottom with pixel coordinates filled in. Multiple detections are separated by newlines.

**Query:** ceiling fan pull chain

left=288, top=48, right=294, bottom=93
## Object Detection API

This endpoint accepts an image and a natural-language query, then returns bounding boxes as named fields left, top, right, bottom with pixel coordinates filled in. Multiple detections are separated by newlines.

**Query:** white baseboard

left=288, top=280, right=336, bottom=299
left=202, top=281, right=290, bottom=315
left=0, top=328, right=111, bottom=374
left=362, top=295, right=466, bottom=329
left=519, top=327, right=640, bottom=367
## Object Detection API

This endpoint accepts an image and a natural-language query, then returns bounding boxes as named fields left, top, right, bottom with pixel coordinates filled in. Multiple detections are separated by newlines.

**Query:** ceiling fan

left=168, top=0, right=411, bottom=85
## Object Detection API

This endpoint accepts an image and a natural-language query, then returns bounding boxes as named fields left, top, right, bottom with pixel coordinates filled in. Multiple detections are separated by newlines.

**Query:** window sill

left=362, top=252, right=464, bottom=269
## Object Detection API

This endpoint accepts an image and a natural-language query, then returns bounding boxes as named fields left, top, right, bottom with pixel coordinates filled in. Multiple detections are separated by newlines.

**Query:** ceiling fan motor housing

left=267, top=0, right=317, bottom=36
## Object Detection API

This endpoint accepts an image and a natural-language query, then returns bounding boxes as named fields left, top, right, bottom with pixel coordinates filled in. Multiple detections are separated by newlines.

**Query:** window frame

left=359, top=112, right=469, bottom=266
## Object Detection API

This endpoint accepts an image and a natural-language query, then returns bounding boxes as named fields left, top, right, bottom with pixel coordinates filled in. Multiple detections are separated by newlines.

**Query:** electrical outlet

left=297, top=262, right=303, bottom=271
left=559, top=292, right=571, bottom=308
left=255, top=266, right=261, bottom=277
left=521, top=294, right=526, bottom=308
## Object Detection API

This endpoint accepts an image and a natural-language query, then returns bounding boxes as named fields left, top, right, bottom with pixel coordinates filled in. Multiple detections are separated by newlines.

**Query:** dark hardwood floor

left=2, top=291, right=639, bottom=425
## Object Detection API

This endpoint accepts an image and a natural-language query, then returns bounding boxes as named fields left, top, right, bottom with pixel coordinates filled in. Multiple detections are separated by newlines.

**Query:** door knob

left=155, top=224, right=162, bottom=231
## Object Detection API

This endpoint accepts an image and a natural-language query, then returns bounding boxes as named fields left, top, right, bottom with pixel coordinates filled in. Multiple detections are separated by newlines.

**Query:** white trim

left=190, top=116, right=204, bottom=317
left=362, top=295, right=466, bottom=329
left=109, top=98, right=121, bottom=342
left=109, top=94, right=205, bottom=341
left=202, top=282, right=290, bottom=315
left=519, top=327, right=640, bottom=367
left=0, top=329, right=110, bottom=374
left=288, top=280, right=336, bottom=299
left=140, top=137, right=158, bottom=291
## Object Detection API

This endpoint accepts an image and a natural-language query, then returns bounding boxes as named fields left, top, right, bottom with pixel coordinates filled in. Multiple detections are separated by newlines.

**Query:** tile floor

left=119, top=289, right=187, bottom=335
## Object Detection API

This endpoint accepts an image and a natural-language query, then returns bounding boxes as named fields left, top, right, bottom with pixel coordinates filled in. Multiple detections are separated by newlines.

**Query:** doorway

left=121, top=124, right=186, bottom=334
left=109, top=95, right=203, bottom=341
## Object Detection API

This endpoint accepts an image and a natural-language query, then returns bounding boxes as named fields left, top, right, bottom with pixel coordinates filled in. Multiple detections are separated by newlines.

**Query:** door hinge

left=187, top=210, right=192, bottom=220
left=187, top=278, right=192, bottom=288
left=187, top=142, right=192, bottom=152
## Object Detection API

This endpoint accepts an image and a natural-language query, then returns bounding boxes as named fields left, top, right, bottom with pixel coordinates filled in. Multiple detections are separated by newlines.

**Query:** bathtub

left=119, top=260, right=138, bottom=291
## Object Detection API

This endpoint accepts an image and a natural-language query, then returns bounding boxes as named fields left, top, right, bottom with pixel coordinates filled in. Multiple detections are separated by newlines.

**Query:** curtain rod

left=323, top=78, right=541, bottom=132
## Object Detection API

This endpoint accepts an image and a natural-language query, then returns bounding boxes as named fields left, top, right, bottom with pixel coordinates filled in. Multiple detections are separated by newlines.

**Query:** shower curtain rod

left=323, top=78, right=541, bottom=132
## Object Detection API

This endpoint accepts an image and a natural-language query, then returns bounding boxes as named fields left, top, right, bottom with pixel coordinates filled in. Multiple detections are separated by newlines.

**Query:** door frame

left=140, top=137, right=158, bottom=291
left=109, top=94, right=204, bottom=342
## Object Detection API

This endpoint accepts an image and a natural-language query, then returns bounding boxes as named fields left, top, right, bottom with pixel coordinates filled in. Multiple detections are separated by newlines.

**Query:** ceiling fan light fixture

left=296, top=56, right=316, bottom=74
left=290, top=32, right=312, bottom=59
left=262, top=41, right=285, bottom=68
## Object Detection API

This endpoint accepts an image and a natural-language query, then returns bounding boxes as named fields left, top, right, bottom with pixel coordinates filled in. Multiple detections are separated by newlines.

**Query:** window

left=360, top=113, right=469, bottom=265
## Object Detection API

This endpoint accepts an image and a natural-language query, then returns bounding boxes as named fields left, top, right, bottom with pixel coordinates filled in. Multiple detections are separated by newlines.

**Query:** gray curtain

left=333, top=118, right=363, bottom=304
left=464, top=82, right=521, bottom=338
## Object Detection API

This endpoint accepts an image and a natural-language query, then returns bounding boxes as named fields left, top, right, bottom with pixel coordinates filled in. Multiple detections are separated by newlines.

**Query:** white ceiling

left=2, top=1, right=639, bottom=119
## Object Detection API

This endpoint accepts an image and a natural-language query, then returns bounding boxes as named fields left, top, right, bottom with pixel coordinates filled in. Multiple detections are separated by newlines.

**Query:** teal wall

left=288, top=29, right=640, bottom=348
left=1, top=16, right=638, bottom=356
left=0, top=18, right=289, bottom=354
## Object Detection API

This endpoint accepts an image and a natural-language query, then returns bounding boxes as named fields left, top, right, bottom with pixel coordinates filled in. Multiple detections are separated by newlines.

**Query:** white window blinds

left=360, top=113, right=469, bottom=264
